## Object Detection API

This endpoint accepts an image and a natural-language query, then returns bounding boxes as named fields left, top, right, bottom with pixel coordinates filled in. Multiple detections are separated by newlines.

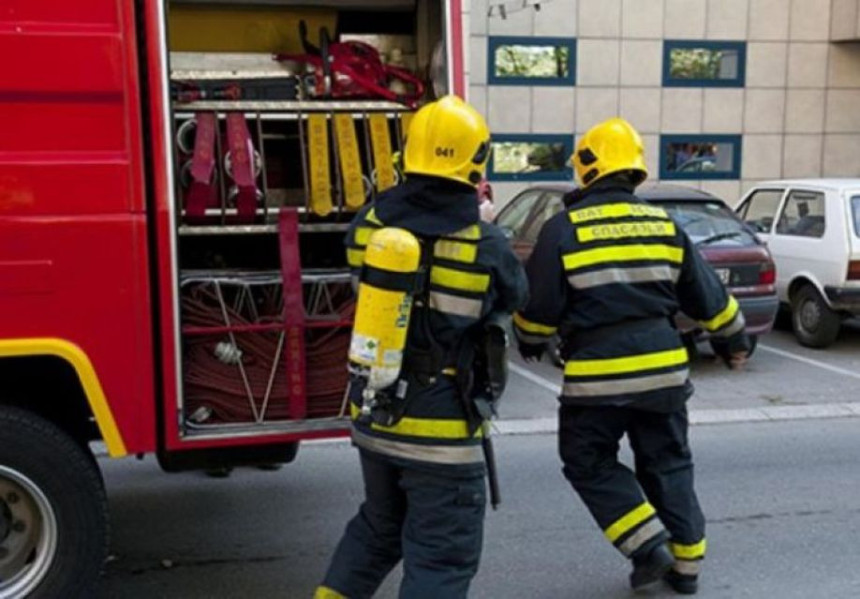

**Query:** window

left=658, top=201, right=757, bottom=247
left=660, top=135, right=741, bottom=180
left=738, top=189, right=784, bottom=233
left=495, top=190, right=543, bottom=239
left=521, top=192, right=565, bottom=243
left=663, top=41, right=746, bottom=87
left=488, top=134, right=574, bottom=182
left=488, top=36, right=576, bottom=85
left=852, top=196, right=860, bottom=237
left=776, top=190, right=826, bottom=238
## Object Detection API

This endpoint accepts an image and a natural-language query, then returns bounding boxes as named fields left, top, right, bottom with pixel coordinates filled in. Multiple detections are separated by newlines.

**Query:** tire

left=0, top=406, right=108, bottom=599
left=709, top=335, right=758, bottom=359
left=791, top=285, right=842, bottom=348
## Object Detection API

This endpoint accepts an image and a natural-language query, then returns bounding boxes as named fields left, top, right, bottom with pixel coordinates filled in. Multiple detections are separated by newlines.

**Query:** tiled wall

left=467, top=0, right=860, bottom=207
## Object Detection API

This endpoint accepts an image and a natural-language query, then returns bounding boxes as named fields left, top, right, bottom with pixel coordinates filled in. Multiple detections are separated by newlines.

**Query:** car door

left=494, top=189, right=548, bottom=261
left=736, top=187, right=787, bottom=297
left=520, top=191, right=566, bottom=246
left=767, top=187, right=837, bottom=295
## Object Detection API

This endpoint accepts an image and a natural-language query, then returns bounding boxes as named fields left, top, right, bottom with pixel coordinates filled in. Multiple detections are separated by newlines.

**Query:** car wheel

left=0, top=406, right=108, bottom=599
left=791, top=285, right=841, bottom=348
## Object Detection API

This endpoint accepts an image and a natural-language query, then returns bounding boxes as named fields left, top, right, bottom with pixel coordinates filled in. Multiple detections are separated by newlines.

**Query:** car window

left=495, top=190, right=542, bottom=238
left=521, top=192, right=565, bottom=243
left=658, top=200, right=758, bottom=247
left=738, top=189, right=783, bottom=233
left=775, top=190, right=826, bottom=238
left=852, top=196, right=860, bottom=237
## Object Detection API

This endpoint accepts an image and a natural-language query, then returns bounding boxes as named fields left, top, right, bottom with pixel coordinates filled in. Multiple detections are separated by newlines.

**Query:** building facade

left=462, top=0, right=860, bottom=207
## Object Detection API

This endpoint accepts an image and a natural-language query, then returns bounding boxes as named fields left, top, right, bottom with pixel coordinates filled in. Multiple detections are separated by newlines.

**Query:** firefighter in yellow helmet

left=512, top=117, right=750, bottom=595
left=315, top=95, right=527, bottom=599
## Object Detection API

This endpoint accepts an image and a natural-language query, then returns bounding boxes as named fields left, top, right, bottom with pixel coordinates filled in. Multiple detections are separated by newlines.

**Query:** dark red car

left=495, top=183, right=779, bottom=355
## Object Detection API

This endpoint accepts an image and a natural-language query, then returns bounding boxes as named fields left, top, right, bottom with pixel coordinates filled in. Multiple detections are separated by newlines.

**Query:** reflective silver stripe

left=714, top=313, right=746, bottom=337
left=563, top=369, right=689, bottom=397
left=428, top=291, right=483, bottom=318
left=351, top=428, right=484, bottom=465
left=514, top=329, right=552, bottom=345
left=672, top=559, right=702, bottom=576
left=618, top=518, right=667, bottom=557
left=567, top=265, right=681, bottom=289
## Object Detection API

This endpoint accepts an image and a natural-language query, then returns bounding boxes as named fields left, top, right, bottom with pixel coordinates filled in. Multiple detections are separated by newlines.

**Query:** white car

left=736, top=179, right=860, bottom=348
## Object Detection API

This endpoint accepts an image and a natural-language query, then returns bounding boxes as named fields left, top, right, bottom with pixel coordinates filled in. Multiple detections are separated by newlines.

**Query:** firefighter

left=513, top=117, right=750, bottom=595
left=314, top=95, right=528, bottom=599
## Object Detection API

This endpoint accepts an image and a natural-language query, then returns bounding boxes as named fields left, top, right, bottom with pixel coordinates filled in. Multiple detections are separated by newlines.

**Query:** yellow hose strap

left=369, top=113, right=396, bottom=192
left=400, top=111, right=415, bottom=141
left=334, top=113, right=365, bottom=210
left=307, top=113, right=332, bottom=216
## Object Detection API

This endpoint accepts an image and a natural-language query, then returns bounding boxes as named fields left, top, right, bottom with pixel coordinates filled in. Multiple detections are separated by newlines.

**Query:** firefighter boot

left=629, top=542, right=674, bottom=590
left=664, top=569, right=699, bottom=595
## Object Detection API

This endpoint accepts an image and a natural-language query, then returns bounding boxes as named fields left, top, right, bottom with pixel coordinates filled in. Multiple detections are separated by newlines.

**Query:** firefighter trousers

left=558, top=404, right=705, bottom=562
left=320, top=449, right=486, bottom=599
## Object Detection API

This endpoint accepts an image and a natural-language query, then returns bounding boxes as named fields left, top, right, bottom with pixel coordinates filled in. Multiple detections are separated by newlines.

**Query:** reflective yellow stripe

left=366, top=207, right=382, bottom=225
left=671, top=539, right=707, bottom=560
left=434, top=239, right=477, bottom=263
left=565, top=347, right=689, bottom=377
left=350, top=403, right=480, bottom=439
left=513, top=312, right=557, bottom=336
left=314, top=586, right=346, bottom=599
left=605, top=503, right=657, bottom=542
left=0, top=339, right=126, bottom=457
left=563, top=244, right=684, bottom=271
left=307, top=113, right=332, bottom=217
left=355, top=225, right=379, bottom=246
left=334, top=113, right=366, bottom=210
left=346, top=248, right=365, bottom=268
left=569, top=203, right=668, bottom=224
left=369, top=113, right=396, bottom=192
left=448, top=224, right=481, bottom=240
left=430, top=266, right=490, bottom=293
left=576, top=220, right=676, bottom=243
left=701, top=296, right=739, bottom=332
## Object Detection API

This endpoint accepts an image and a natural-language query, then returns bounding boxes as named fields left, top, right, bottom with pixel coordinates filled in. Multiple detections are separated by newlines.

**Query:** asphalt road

left=97, top=417, right=860, bottom=599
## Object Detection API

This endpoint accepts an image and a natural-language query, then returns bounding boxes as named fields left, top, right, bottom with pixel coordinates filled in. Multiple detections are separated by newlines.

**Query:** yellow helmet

left=403, top=95, right=491, bottom=187
left=571, top=117, right=648, bottom=188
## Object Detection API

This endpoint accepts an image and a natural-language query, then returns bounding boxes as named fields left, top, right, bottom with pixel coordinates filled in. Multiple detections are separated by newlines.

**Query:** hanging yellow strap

left=400, top=111, right=415, bottom=141
left=369, top=113, right=396, bottom=192
left=334, top=113, right=366, bottom=210
left=307, top=113, right=332, bottom=217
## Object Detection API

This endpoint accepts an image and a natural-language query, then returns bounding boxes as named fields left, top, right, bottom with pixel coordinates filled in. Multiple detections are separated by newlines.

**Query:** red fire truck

left=0, top=1, right=466, bottom=596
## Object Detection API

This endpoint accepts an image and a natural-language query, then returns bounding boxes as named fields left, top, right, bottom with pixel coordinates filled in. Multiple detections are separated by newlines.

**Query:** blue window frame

left=660, top=134, right=742, bottom=180
left=662, top=40, right=746, bottom=87
left=488, top=134, right=574, bottom=182
left=488, top=36, right=576, bottom=86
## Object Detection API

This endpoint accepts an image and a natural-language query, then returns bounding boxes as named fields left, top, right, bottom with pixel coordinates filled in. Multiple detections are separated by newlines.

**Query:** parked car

left=735, top=179, right=860, bottom=348
left=495, top=183, right=778, bottom=359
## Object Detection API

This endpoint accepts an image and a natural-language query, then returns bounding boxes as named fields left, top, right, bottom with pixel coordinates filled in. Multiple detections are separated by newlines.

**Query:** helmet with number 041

left=403, top=95, right=491, bottom=187
left=571, top=117, right=648, bottom=189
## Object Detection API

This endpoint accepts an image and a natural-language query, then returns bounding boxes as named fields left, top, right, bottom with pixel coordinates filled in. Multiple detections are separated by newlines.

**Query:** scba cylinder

left=349, top=227, right=422, bottom=391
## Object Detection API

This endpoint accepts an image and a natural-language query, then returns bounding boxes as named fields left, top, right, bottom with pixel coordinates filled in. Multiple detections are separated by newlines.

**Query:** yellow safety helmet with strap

left=403, top=95, right=491, bottom=187
left=571, top=117, right=648, bottom=189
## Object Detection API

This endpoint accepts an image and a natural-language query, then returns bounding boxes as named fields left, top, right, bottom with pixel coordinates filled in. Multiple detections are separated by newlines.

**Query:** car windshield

left=656, top=200, right=758, bottom=246
left=852, top=196, right=860, bottom=237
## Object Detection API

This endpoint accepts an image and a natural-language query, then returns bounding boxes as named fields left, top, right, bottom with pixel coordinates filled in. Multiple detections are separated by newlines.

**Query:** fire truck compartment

left=163, top=1, right=446, bottom=438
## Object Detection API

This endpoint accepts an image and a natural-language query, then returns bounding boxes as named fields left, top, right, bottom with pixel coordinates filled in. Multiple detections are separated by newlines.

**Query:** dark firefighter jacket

left=513, top=180, right=747, bottom=409
left=345, top=175, right=528, bottom=472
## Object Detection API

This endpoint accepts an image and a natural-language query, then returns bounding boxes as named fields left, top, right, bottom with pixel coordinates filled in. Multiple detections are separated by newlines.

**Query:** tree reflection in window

left=493, top=142, right=567, bottom=175
left=495, top=44, right=570, bottom=79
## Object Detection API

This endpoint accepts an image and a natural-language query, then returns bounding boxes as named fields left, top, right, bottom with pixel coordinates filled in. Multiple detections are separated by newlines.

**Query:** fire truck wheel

left=0, top=406, right=108, bottom=599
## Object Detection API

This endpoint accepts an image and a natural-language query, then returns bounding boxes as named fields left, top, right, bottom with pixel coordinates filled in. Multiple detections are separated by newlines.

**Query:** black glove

left=711, top=332, right=751, bottom=369
left=518, top=341, right=545, bottom=362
